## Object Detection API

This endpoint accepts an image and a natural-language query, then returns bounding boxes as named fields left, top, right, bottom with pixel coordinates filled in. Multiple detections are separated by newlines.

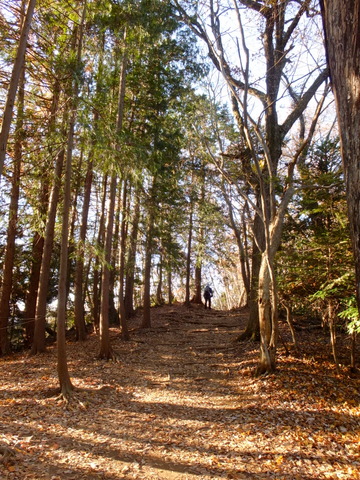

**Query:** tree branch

left=280, top=67, right=329, bottom=137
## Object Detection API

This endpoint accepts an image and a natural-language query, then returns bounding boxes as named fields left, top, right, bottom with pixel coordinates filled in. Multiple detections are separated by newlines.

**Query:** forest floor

left=0, top=304, right=360, bottom=480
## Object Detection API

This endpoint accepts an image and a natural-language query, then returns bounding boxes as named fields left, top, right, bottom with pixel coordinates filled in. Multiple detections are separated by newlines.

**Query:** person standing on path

left=203, top=284, right=213, bottom=309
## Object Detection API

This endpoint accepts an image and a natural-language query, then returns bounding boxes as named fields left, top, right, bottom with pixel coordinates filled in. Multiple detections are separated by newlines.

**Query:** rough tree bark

left=320, top=0, right=360, bottom=315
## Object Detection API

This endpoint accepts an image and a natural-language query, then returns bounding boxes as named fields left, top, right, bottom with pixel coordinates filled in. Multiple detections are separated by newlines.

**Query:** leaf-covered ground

left=0, top=304, right=359, bottom=479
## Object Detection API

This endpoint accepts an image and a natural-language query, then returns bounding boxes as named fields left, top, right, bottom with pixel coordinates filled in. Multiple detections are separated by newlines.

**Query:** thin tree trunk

left=237, top=211, right=263, bottom=341
left=167, top=268, right=173, bottom=305
left=108, top=182, right=121, bottom=326
left=284, top=303, right=298, bottom=351
left=194, top=175, right=205, bottom=304
left=31, top=150, right=64, bottom=354
left=141, top=203, right=155, bottom=329
left=350, top=332, right=357, bottom=371
left=328, top=300, right=340, bottom=372
left=57, top=1, right=87, bottom=395
left=156, top=253, right=164, bottom=305
left=194, top=264, right=202, bottom=304
left=0, top=63, right=25, bottom=355
left=31, top=72, right=63, bottom=354
left=74, top=155, right=93, bottom=340
left=92, top=174, right=108, bottom=330
left=56, top=3, right=88, bottom=392
left=118, top=179, right=130, bottom=339
left=185, top=205, right=193, bottom=306
left=25, top=72, right=59, bottom=345
left=57, top=106, right=75, bottom=397
left=99, top=175, right=117, bottom=359
left=223, top=186, right=250, bottom=302
left=24, top=233, right=44, bottom=345
left=124, top=191, right=140, bottom=318
left=98, top=26, right=128, bottom=361
left=0, top=0, right=36, bottom=178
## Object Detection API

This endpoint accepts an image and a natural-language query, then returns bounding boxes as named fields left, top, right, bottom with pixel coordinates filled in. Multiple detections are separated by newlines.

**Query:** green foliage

left=278, top=138, right=356, bottom=322
left=338, top=296, right=360, bottom=334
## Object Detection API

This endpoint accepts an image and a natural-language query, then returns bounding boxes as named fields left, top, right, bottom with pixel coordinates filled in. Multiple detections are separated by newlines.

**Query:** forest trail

left=0, top=304, right=359, bottom=480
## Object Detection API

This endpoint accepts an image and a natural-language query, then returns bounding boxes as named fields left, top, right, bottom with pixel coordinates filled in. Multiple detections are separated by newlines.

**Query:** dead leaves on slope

left=0, top=304, right=359, bottom=479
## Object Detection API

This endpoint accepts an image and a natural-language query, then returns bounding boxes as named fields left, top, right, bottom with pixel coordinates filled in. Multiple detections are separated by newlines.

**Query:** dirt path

left=0, top=304, right=359, bottom=479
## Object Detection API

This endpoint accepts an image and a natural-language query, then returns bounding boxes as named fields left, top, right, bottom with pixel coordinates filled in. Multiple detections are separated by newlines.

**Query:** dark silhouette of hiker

left=203, top=284, right=213, bottom=309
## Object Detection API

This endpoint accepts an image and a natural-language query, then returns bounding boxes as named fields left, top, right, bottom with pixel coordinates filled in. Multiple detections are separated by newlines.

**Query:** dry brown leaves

left=0, top=304, right=359, bottom=480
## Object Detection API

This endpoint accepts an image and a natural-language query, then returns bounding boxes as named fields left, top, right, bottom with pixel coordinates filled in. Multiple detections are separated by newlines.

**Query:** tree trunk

left=350, top=332, right=357, bottom=371
left=0, top=0, right=36, bottom=178
left=24, top=233, right=44, bottom=345
left=156, top=253, right=164, bottom=306
left=194, top=264, right=202, bottom=304
left=223, top=186, right=250, bottom=303
left=74, top=155, right=93, bottom=341
left=141, top=202, right=155, bottom=329
left=118, top=179, right=130, bottom=339
left=108, top=182, right=120, bottom=326
left=167, top=268, right=173, bottom=305
left=328, top=300, right=340, bottom=371
left=237, top=211, right=263, bottom=341
left=256, top=253, right=277, bottom=375
left=284, top=303, right=298, bottom=351
left=194, top=174, right=205, bottom=304
left=0, top=63, right=25, bottom=355
left=25, top=73, right=58, bottom=345
left=99, top=175, right=117, bottom=359
left=124, top=190, right=140, bottom=319
left=56, top=2, right=88, bottom=391
left=31, top=134, right=64, bottom=354
left=320, top=0, right=360, bottom=317
left=57, top=107, right=75, bottom=397
left=185, top=206, right=193, bottom=306
left=92, top=174, right=107, bottom=330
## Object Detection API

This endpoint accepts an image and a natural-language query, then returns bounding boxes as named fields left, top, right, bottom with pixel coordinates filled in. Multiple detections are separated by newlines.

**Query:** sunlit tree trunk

left=57, top=106, right=75, bottom=396
left=99, top=38, right=127, bottom=355
left=99, top=175, right=117, bottom=359
left=31, top=148, right=64, bottom=354
left=92, top=174, right=107, bottom=330
left=222, top=185, right=251, bottom=305
left=238, top=210, right=263, bottom=341
left=74, top=154, right=93, bottom=341
left=0, top=0, right=36, bottom=178
left=142, top=191, right=156, bottom=329
left=320, top=0, right=360, bottom=316
left=156, top=250, right=164, bottom=306
left=0, top=64, right=25, bottom=355
left=185, top=205, right=193, bottom=306
left=57, top=0, right=88, bottom=393
left=118, top=178, right=130, bottom=339
left=24, top=232, right=44, bottom=345
left=25, top=73, right=58, bottom=345
left=124, top=190, right=140, bottom=319
left=108, top=182, right=120, bottom=326
left=194, top=264, right=202, bottom=304
left=167, top=269, right=173, bottom=305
